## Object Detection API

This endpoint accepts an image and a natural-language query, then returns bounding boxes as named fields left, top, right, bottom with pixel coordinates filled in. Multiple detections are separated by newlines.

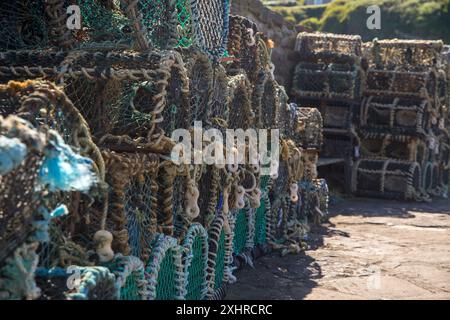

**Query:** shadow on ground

left=226, top=197, right=450, bottom=300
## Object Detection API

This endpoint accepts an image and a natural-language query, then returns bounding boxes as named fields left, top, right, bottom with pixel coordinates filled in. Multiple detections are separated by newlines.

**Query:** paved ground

left=227, top=197, right=450, bottom=300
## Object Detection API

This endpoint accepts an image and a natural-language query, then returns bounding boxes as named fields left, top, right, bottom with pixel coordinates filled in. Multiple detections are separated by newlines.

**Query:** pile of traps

left=0, top=1, right=328, bottom=300
left=290, top=32, right=449, bottom=202
left=356, top=39, right=449, bottom=200
left=291, top=33, right=364, bottom=193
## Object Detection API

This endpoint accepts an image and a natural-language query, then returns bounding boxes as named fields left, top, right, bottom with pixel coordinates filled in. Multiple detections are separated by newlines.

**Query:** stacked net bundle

left=357, top=39, right=448, bottom=200
left=145, top=234, right=184, bottom=300
left=35, top=266, right=118, bottom=300
left=182, top=223, right=209, bottom=300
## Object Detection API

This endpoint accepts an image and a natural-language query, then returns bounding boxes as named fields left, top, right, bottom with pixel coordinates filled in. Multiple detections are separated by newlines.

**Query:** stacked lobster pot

left=291, top=33, right=365, bottom=193
left=0, top=0, right=330, bottom=300
left=356, top=39, right=449, bottom=200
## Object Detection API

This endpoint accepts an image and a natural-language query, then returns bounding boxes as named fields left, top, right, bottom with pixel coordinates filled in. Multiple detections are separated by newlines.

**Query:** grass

left=264, top=0, right=450, bottom=43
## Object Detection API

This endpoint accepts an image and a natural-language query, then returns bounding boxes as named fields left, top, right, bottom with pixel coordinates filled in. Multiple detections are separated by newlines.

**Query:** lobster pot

left=182, top=223, right=209, bottom=300
left=422, top=162, right=440, bottom=195
left=294, top=107, right=323, bottom=149
left=0, top=116, right=46, bottom=267
left=360, top=96, right=431, bottom=135
left=365, top=69, right=437, bottom=101
left=35, top=266, right=118, bottom=300
left=254, top=175, right=272, bottom=246
left=299, top=99, right=355, bottom=130
left=102, top=151, right=159, bottom=260
left=227, top=73, right=254, bottom=129
left=0, top=50, right=68, bottom=84
left=206, top=216, right=232, bottom=300
left=227, top=15, right=264, bottom=81
left=146, top=234, right=185, bottom=300
left=156, top=162, right=203, bottom=241
left=256, top=75, right=281, bottom=130
left=360, top=135, right=428, bottom=165
left=182, top=49, right=215, bottom=123
left=302, top=149, right=319, bottom=181
left=0, top=50, right=191, bottom=146
left=438, top=165, right=449, bottom=190
left=104, top=254, right=147, bottom=300
left=196, top=165, right=222, bottom=230
left=292, top=61, right=362, bottom=101
left=321, top=134, right=353, bottom=159
left=0, top=1, right=52, bottom=50
left=299, top=179, right=329, bottom=225
left=0, top=80, right=108, bottom=269
left=61, top=50, right=190, bottom=146
left=352, top=159, right=422, bottom=200
left=232, top=203, right=255, bottom=257
left=295, top=32, right=362, bottom=57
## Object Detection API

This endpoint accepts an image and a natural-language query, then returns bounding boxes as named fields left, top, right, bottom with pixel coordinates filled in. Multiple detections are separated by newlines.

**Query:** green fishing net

left=185, top=236, right=206, bottom=300
left=214, top=230, right=226, bottom=290
left=155, top=249, right=177, bottom=300
left=233, top=209, right=248, bottom=255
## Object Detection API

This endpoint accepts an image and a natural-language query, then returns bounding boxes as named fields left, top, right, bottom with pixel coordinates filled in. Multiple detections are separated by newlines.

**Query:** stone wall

left=231, top=0, right=306, bottom=89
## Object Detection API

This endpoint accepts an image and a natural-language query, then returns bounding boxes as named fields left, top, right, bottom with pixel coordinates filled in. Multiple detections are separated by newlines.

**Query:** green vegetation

left=263, top=0, right=450, bottom=43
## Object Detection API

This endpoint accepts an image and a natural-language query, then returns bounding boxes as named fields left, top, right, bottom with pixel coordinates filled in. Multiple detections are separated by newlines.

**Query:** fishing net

left=206, top=215, right=231, bottom=299
left=0, top=115, right=46, bottom=268
left=0, top=1, right=50, bottom=51
left=190, top=0, right=230, bottom=62
left=35, top=266, right=118, bottom=300
left=367, top=39, right=443, bottom=70
left=227, top=74, right=254, bottom=129
left=226, top=15, right=265, bottom=81
left=0, top=80, right=102, bottom=270
left=254, top=175, right=271, bottom=246
left=146, top=234, right=184, bottom=300
left=360, top=134, right=428, bottom=165
left=352, top=159, right=425, bottom=201
left=182, top=48, right=214, bottom=124
left=102, top=151, right=159, bottom=258
left=360, top=96, right=430, bottom=136
left=293, top=107, right=323, bottom=150
left=292, top=61, right=362, bottom=102
left=182, top=223, right=209, bottom=300
left=293, top=33, right=363, bottom=102
left=60, top=50, right=190, bottom=148
left=105, top=254, right=147, bottom=300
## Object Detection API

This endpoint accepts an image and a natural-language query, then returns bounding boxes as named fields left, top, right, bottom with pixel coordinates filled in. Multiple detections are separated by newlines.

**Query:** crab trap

left=352, top=159, right=425, bottom=201
left=292, top=33, right=364, bottom=102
